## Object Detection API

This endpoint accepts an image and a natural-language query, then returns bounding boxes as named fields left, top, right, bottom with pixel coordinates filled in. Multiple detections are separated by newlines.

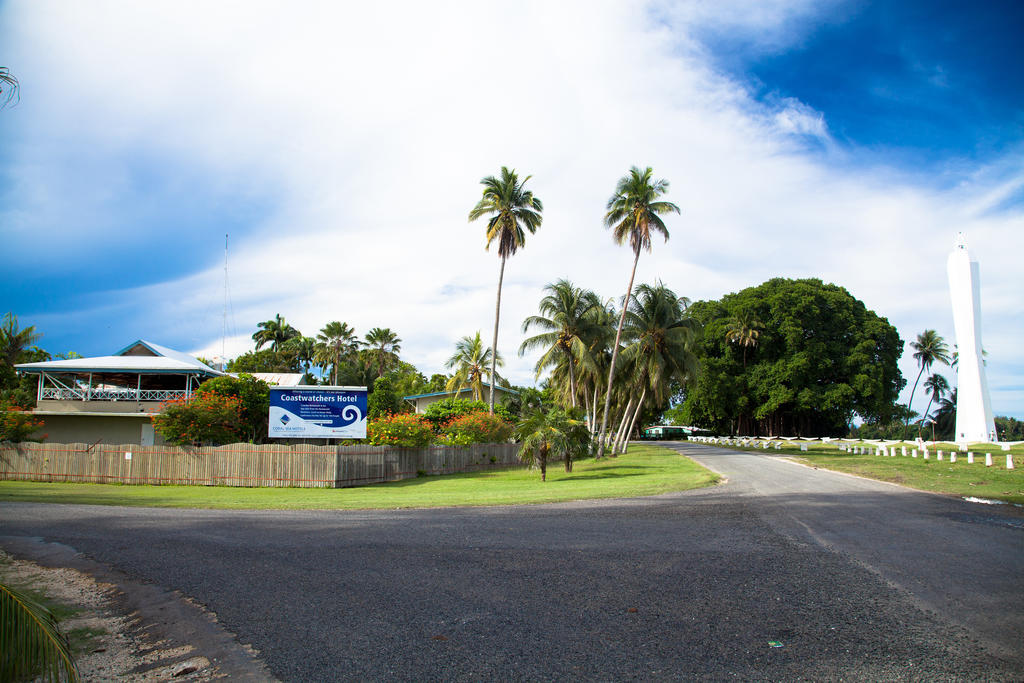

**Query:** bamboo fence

left=0, top=441, right=522, bottom=488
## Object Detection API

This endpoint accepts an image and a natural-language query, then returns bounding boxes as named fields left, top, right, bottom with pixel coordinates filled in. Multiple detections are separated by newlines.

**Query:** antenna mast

left=222, top=233, right=228, bottom=363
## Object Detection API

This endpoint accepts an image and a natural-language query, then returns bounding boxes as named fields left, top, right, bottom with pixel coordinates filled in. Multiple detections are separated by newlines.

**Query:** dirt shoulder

left=0, top=538, right=273, bottom=681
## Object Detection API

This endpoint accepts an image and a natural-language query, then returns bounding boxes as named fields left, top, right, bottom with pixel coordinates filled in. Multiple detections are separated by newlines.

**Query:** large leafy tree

left=519, top=280, right=601, bottom=408
left=364, top=327, right=402, bottom=378
left=903, top=329, right=951, bottom=439
left=445, top=331, right=504, bottom=402
left=598, top=166, right=679, bottom=456
left=680, top=278, right=904, bottom=437
left=252, top=314, right=299, bottom=351
left=468, top=166, right=543, bottom=414
left=314, top=321, right=361, bottom=385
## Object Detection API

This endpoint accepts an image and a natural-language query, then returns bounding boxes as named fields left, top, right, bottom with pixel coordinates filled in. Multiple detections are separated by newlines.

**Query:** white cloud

left=2, top=0, right=1022, bottom=416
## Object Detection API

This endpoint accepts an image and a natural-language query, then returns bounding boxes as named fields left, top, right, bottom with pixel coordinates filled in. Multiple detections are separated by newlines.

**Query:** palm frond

left=0, top=583, right=79, bottom=682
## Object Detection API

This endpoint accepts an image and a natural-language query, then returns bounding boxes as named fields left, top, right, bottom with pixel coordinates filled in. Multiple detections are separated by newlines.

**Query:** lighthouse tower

left=946, top=233, right=996, bottom=444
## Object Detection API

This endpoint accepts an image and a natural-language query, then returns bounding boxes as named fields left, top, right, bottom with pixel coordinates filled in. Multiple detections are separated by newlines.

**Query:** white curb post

left=937, top=450, right=943, bottom=461
left=967, top=452, right=974, bottom=464
left=950, top=453, right=957, bottom=463
left=985, top=453, right=992, bottom=467
left=912, top=449, right=918, bottom=458
left=1007, top=454, right=1014, bottom=470
left=902, top=446, right=907, bottom=456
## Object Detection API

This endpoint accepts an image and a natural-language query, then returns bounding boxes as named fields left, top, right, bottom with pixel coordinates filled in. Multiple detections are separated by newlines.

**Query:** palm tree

left=1, top=312, right=42, bottom=367
left=919, top=373, right=950, bottom=440
left=252, top=314, right=299, bottom=351
left=468, top=167, right=543, bottom=414
left=1, top=582, right=79, bottom=681
left=515, top=406, right=591, bottom=479
left=364, top=327, right=402, bottom=378
left=0, top=67, right=18, bottom=109
left=930, top=388, right=957, bottom=440
left=445, top=332, right=504, bottom=401
left=614, top=282, right=700, bottom=453
left=597, top=166, right=680, bottom=456
left=520, top=280, right=601, bottom=408
left=903, top=330, right=951, bottom=438
left=725, top=312, right=763, bottom=368
left=284, top=336, right=316, bottom=377
left=314, top=322, right=360, bottom=385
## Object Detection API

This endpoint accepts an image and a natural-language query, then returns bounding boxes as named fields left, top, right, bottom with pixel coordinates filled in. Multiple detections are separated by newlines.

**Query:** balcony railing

left=41, top=388, right=192, bottom=402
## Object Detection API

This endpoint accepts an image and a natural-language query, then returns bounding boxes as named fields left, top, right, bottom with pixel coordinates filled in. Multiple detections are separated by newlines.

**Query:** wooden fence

left=0, top=441, right=523, bottom=488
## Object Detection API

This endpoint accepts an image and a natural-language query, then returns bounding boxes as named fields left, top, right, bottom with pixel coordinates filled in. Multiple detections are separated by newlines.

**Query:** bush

left=152, top=394, right=245, bottom=446
left=422, top=398, right=513, bottom=431
left=440, top=412, right=513, bottom=445
left=194, top=374, right=270, bottom=443
left=367, top=413, right=434, bottom=448
left=368, top=376, right=401, bottom=419
left=0, top=400, right=44, bottom=442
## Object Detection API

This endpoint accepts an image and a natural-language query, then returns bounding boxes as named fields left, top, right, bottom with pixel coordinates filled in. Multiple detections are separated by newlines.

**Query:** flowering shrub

left=440, top=412, right=513, bottom=445
left=367, top=413, right=434, bottom=448
left=152, top=394, right=245, bottom=446
left=422, top=398, right=513, bottom=431
left=0, top=400, right=44, bottom=442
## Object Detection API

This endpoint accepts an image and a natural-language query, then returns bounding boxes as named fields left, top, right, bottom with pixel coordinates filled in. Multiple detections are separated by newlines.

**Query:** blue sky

left=1, top=0, right=1022, bottom=418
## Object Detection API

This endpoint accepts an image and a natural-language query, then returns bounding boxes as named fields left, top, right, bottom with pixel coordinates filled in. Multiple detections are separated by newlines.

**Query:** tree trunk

left=623, top=387, right=647, bottom=452
left=902, top=366, right=925, bottom=440
left=598, top=249, right=641, bottom=458
left=540, top=443, right=548, bottom=482
left=567, top=352, right=577, bottom=408
left=613, top=397, right=635, bottom=455
left=489, top=255, right=507, bottom=415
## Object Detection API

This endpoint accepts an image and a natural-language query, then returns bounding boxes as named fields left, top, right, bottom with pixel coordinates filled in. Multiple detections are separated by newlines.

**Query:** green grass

left=719, top=440, right=1024, bottom=505
left=0, top=444, right=719, bottom=510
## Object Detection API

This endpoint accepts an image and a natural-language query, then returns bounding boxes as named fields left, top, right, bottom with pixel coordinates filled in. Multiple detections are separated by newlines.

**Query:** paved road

left=1, top=443, right=1022, bottom=680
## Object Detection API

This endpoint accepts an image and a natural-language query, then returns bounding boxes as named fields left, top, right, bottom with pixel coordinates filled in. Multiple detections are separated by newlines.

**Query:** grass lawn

left=0, top=444, right=719, bottom=510
left=717, top=441, right=1024, bottom=505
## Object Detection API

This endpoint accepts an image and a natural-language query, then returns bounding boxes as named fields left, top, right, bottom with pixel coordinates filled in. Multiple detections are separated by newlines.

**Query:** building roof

left=15, top=339, right=224, bottom=377
left=403, top=384, right=519, bottom=401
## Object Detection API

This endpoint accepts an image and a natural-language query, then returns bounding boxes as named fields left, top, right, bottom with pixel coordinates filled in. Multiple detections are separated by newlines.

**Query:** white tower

left=946, top=233, right=996, bottom=444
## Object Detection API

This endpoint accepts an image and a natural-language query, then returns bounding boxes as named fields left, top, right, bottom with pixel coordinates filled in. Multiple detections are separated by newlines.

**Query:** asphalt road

left=1, top=442, right=1022, bottom=680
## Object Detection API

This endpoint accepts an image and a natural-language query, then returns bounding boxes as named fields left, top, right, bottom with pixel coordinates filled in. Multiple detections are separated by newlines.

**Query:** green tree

left=515, top=406, right=591, bottom=479
left=314, top=322, right=361, bottom=385
left=193, top=374, right=271, bottom=443
left=919, top=373, right=950, bottom=439
left=364, top=327, right=402, bottom=378
left=226, top=348, right=300, bottom=373
left=367, top=376, right=401, bottom=419
left=903, top=330, right=951, bottom=439
left=598, top=166, right=680, bottom=456
left=614, top=282, right=699, bottom=452
left=445, top=332, right=504, bottom=402
left=252, top=314, right=299, bottom=351
left=468, top=166, right=543, bottom=414
left=520, top=280, right=602, bottom=409
left=724, top=311, right=763, bottom=369
left=1, top=312, right=42, bottom=367
left=283, top=336, right=316, bottom=378
left=680, top=278, right=904, bottom=437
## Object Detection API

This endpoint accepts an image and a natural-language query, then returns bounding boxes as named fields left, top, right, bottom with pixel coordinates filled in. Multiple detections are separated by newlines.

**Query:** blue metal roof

left=403, top=385, right=519, bottom=401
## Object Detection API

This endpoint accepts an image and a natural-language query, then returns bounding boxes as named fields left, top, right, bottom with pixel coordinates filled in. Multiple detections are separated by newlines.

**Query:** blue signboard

left=268, top=386, right=368, bottom=439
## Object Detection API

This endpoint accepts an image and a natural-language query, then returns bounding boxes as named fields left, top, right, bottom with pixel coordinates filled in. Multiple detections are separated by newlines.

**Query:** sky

left=1, top=0, right=1022, bottom=418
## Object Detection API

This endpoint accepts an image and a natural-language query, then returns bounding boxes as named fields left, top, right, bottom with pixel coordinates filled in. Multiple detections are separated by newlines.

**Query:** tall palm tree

left=468, top=167, right=543, bottom=414
left=597, top=166, right=680, bottom=456
left=0, top=67, right=18, bottom=109
left=919, top=373, right=950, bottom=440
left=615, top=282, right=700, bottom=452
left=364, top=327, right=402, bottom=378
left=445, top=331, right=504, bottom=401
left=252, top=314, right=299, bottom=351
left=314, top=322, right=361, bottom=385
left=903, top=330, right=951, bottom=438
left=725, top=312, right=764, bottom=368
left=1, top=312, right=42, bottom=367
left=520, top=280, right=601, bottom=408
